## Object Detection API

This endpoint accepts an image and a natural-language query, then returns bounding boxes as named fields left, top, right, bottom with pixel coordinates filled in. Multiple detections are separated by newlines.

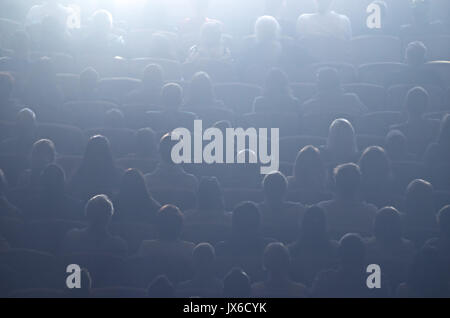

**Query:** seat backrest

left=351, top=35, right=402, bottom=65
left=343, top=83, right=387, bottom=112
left=85, top=128, right=136, bottom=157
left=183, top=59, right=237, bottom=83
left=129, top=57, right=182, bottom=81
left=279, top=136, right=327, bottom=163
left=387, top=84, right=445, bottom=111
left=295, top=62, right=357, bottom=84
left=356, top=111, right=405, bottom=136
left=214, top=83, right=262, bottom=114
left=98, top=77, right=142, bottom=103
left=358, top=62, right=409, bottom=86
left=37, top=123, right=86, bottom=155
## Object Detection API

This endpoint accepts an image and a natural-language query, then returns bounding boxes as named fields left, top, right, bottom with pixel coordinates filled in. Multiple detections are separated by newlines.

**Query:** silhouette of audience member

left=61, top=194, right=128, bottom=256
left=25, top=0, right=75, bottom=30
left=302, top=68, right=367, bottom=117
left=318, top=163, right=377, bottom=237
left=216, top=202, right=275, bottom=259
left=257, top=172, right=305, bottom=242
left=23, top=164, right=82, bottom=220
left=399, top=0, right=446, bottom=39
left=320, top=118, right=359, bottom=166
left=177, top=243, right=223, bottom=297
left=264, top=0, right=296, bottom=37
left=70, top=135, right=121, bottom=201
left=385, top=130, right=415, bottom=162
left=131, top=128, right=157, bottom=159
left=0, top=31, right=31, bottom=74
left=365, top=207, right=416, bottom=289
left=123, top=64, right=164, bottom=106
left=390, top=87, right=440, bottom=156
left=0, top=108, right=37, bottom=158
left=425, top=205, right=450, bottom=266
left=288, top=145, right=328, bottom=202
left=148, top=275, right=175, bottom=298
left=0, top=72, right=19, bottom=121
left=288, top=206, right=339, bottom=286
left=113, top=168, right=161, bottom=224
left=186, top=21, right=232, bottom=63
left=78, top=67, right=100, bottom=101
left=0, top=169, right=20, bottom=218
left=312, top=233, right=387, bottom=297
left=145, top=133, right=199, bottom=190
left=251, top=242, right=308, bottom=298
left=396, top=246, right=449, bottom=298
left=253, top=68, right=300, bottom=113
left=296, top=0, right=352, bottom=40
left=185, top=177, right=231, bottom=224
left=104, top=108, right=125, bottom=129
left=358, top=146, right=398, bottom=207
left=223, top=267, right=251, bottom=298
left=184, top=72, right=225, bottom=110
left=139, top=204, right=195, bottom=264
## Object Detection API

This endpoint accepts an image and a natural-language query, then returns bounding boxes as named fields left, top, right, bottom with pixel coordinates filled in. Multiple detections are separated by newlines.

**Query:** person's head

left=411, top=0, right=431, bottom=23
left=358, top=146, right=390, bottom=185
left=119, top=168, right=150, bottom=200
left=317, top=67, right=341, bottom=93
left=263, top=242, right=290, bottom=277
left=315, top=0, right=334, bottom=14
left=40, top=164, right=65, bottom=194
left=161, top=83, right=183, bottom=111
left=405, top=41, right=427, bottom=66
left=262, top=171, right=288, bottom=203
left=300, top=205, right=327, bottom=240
left=339, top=233, right=366, bottom=270
left=79, top=67, right=99, bottom=94
left=437, top=205, right=450, bottom=240
left=293, top=146, right=326, bottom=189
left=232, top=201, right=260, bottom=238
left=197, top=176, right=225, bottom=212
left=438, top=114, right=450, bottom=148
left=405, top=179, right=435, bottom=222
left=142, top=64, right=164, bottom=89
left=16, top=108, right=37, bottom=136
left=385, top=130, right=408, bottom=160
left=263, top=68, right=291, bottom=98
left=158, top=133, right=177, bottom=164
left=333, top=163, right=361, bottom=200
left=92, top=9, right=113, bottom=34
left=223, top=267, right=251, bottom=298
left=374, top=207, right=402, bottom=243
left=188, top=72, right=214, bottom=105
left=31, top=139, right=56, bottom=170
left=135, top=128, right=157, bottom=157
left=85, top=194, right=114, bottom=230
left=193, top=243, right=216, bottom=275
left=82, top=135, right=114, bottom=170
left=405, top=86, right=429, bottom=118
left=104, top=108, right=125, bottom=129
left=200, top=21, right=223, bottom=48
left=148, top=275, right=175, bottom=298
left=156, top=205, right=184, bottom=240
left=327, top=118, right=357, bottom=155
left=0, top=72, right=14, bottom=102
left=255, top=16, right=280, bottom=43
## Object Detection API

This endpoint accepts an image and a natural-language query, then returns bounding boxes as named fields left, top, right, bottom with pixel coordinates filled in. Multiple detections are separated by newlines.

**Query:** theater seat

left=279, top=136, right=327, bottom=163
left=356, top=111, right=405, bottom=136
left=85, top=128, right=136, bottom=157
left=351, top=35, right=402, bottom=65
left=97, top=77, right=142, bottom=104
left=358, top=62, right=409, bottom=86
left=343, top=83, right=387, bottom=112
left=388, top=84, right=445, bottom=111
left=242, top=112, right=301, bottom=137
left=62, top=100, right=119, bottom=129
left=214, top=83, right=262, bottom=114
left=293, top=62, right=357, bottom=84
left=183, top=59, right=236, bottom=83
left=129, top=57, right=182, bottom=81
left=37, top=123, right=86, bottom=155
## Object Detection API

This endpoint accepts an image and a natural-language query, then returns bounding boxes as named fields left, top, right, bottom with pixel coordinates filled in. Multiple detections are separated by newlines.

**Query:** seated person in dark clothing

left=385, top=41, right=444, bottom=88
left=78, top=67, right=100, bottom=101
left=385, top=130, right=416, bottom=162
left=23, top=164, right=83, bottom=221
left=145, top=133, right=199, bottom=190
left=312, top=233, right=388, bottom=298
left=222, top=267, right=251, bottom=298
left=390, top=87, right=440, bottom=156
left=185, top=176, right=231, bottom=224
left=0, top=169, right=21, bottom=218
left=251, top=242, right=308, bottom=298
left=425, top=205, right=450, bottom=267
left=253, top=68, right=300, bottom=113
left=177, top=243, right=223, bottom=298
left=113, top=168, right=161, bottom=224
left=183, top=72, right=225, bottom=110
left=257, top=171, right=305, bottom=242
left=318, top=163, right=377, bottom=237
left=288, top=206, right=339, bottom=286
left=61, top=194, right=128, bottom=256
left=132, top=128, right=158, bottom=159
left=0, top=72, right=20, bottom=122
left=0, top=108, right=37, bottom=158
left=0, top=30, right=31, bottom=75
left=138, top=204, right=195, bottom=261
left=216, top=202, right=275, bottom=259
left=123, top=64, right=164, bottom=106
left=148, top=275, right=175, bottom=298
left=302, top=68, right=367, bottom=117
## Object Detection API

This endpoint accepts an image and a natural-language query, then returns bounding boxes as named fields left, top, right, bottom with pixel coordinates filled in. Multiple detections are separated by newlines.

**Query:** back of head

left=300, top=205, right=327, bottom=239
left=405, top=41, right=427, bottom=67
left=263, top=68, right=290, bottom=98
left=83, top=135, right=114, bottom=171
left=263, top=242, right=290, bottom=276
left=161, top=83, right=183, bottom=110
left=255, top=15, right=280, bottom=43
left=223, top=268, right=251, bottom=298
left=315, top=0, right=334, bottom=14
left=148, top=275, right=175, bottom=298
left=405, top=179, right=434, bottom=219
left=143, top=64, right=164, bottom=88
left=437, top=205, right=450, bottom=240
left=92, top=9, right=113, bottom=33
left=317, top=67, right=341, bottom=93
left=159, top=133, right=177, bottom=164
left=197, top=176, right=224, bottom=212
left=40, top=164, right=65, bottom=194
left=200, top=21, right=223, bottom=47
left=232, top=201, right=260, bottom=237
left=104, top=108, right=125, bottom=129
left=339, top=233, right=366, bottom=269
left=358, top=146, right=390, bottom=183
left=374, top=207, right=402, bottom=243
left=333, top=163, right=361, bottom=200
left=156, top=205, right=184, bottom=240
left=0, top=72, right=14, bottom=101
left=120, top=168, right=149, bottom=200
left=328, top=118, right=356, bottom=154
left=385, top=130, right=408, bottom=158
left=189, top=72, right=214, bottom=105
left=85, top=194, right=114, bottom=229
left=405, top=86, right=429, bottom=118
left=262, top=171, right=287, bottom=203
left=294, top=146, right=325, bottom=184
left=135, top=128, right=156, bottom=157
left=31, top=139, right=56, bottom=170
left=80, top=67, right=99, bottom=92
left=193, top=243, right=215, bottom=274
left=17, top=108, right=37, bottom=133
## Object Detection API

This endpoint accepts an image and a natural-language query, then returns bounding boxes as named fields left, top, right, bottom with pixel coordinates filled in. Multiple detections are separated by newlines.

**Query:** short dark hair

left=85, top=194, right=114, bottom=227
left=406, top=86, right=429, bottom=116
left=156, top=205, right=184, bottom=240
left=333, top=163, right=361, bottom=198
left=262, top=171, right=287, bottom=201
left=0, top=72, right=14, bottom=101
left=263, top=242, right=290, bottom=274
left=232, top=201, right=260, bottom=236
left=161, top=83, right=183, bottom=109
left=223, top=267, right=251, bottom=298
